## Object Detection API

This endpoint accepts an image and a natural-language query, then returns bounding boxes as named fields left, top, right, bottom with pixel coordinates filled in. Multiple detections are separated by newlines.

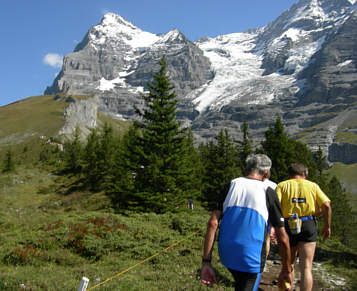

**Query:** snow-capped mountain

left=45, top=0, right=357, bottom=163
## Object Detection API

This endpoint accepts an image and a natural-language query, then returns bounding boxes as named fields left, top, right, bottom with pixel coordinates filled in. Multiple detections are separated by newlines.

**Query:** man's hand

left=321, top=202, right=332, bottom=240
left=200, top=263, right=217, bottom=287
left=278, top=270, right=292, bottom=291
left=321, top=225, right=331, bottom=240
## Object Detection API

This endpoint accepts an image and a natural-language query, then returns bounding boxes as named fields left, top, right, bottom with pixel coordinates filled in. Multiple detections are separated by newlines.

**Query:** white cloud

left=43, top=53, right=63, bottom=68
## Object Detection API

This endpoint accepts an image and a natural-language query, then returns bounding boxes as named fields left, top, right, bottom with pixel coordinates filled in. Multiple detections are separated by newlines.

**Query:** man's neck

left=246, top=172, right=264, bottom=181
left=291, top=174, right=306, bottom=180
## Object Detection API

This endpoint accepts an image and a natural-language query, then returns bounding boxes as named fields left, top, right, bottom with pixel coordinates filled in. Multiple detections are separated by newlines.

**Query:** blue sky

left=0, top=0, right=298, bottom=107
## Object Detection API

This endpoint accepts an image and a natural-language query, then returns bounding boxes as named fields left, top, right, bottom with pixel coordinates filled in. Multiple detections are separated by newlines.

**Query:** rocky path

left=258, top=258, right=346, bottom=291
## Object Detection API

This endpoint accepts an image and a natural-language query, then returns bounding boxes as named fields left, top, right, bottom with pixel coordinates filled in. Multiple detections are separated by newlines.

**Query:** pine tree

left=82, top=128, right=100, bottom=189
left=108, top=125, right=140, bottom=210
left=2, top=149, right=15, bottom=173
left=177, top=130, right=202, bottom=200
left=126, top=57, right=193, bottom=212
left=313, top=146, right=329, bottom=175
left=97, top=123, right=117, bottom=190
left=261, top=116, right=317, bottom=183
left=63, top=127, right=83, bottom=174
left=200, top=129, right=241, bottom=209
left=238, top=120, right=253, bottom=167
left=261, top=116, right=293, bottom=182
left=326, top=176, right=355, bottom=246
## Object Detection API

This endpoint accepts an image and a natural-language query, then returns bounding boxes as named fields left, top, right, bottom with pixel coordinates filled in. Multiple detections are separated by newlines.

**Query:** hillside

left=0, top=165, right=356, bottom=290
left=0, top=95, right=131, bottom=163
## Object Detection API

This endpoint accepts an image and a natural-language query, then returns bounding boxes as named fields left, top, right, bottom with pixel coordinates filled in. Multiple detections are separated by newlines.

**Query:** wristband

left=202, top=258, right=212, bottom=263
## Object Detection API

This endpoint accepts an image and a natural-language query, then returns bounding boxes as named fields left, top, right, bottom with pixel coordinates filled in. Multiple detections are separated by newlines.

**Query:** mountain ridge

left=43, top=0, right=357, bottom=164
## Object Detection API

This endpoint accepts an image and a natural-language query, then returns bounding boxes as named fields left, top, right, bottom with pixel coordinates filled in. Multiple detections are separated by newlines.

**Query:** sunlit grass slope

left=0, top=95, right=67, bottom=145
left=0, top=95, right=132, bottom=164
left=0, top=95, right=68, bottom=162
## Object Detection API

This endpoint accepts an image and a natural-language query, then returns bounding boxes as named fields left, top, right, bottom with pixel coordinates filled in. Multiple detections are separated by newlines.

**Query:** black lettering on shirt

left=292, top=198, right=306, bottom=203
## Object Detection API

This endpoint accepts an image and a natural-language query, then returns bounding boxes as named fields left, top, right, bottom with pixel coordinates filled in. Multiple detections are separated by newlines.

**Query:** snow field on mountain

left=193, top=32, right=296, bottom=112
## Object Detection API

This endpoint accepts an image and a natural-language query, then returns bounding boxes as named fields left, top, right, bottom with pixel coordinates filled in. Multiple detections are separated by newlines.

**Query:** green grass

left=0, top=95, right=67, bottom=144
left=327, top=163, right=357, bottom=211
left=335, top=131, right=357, bottom=144
left=97, top=112, right=132, bottom=137
left=0, top=165, right=356, bottom=290
left=0, top=95, right=68, bottom=164
left=0, top=95, right=131, bottom=165
left=0, top=165, right=235, bottom=290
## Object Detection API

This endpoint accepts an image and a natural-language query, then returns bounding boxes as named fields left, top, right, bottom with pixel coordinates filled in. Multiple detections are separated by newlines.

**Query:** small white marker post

left=78, top=277, right=89, bottom=291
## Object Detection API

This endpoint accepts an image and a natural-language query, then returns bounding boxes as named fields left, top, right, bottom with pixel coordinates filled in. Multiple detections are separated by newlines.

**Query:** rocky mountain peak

left=101, top=12, right=138, bottom=30
left=87, top=12, right=159, bottom=50
left=45, top=5, right=357, bottom=164
left=161, top=29, right=188, bottom=44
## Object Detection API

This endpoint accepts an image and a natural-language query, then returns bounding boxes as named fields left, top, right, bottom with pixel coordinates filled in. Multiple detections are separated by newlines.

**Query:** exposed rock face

left=298, top=9, right=357, bottom=105
left=329, top=143, right=357, bottom=164
left=45, top=1, right=357, bottom=164
left=58, top=97, right=98, bottom=140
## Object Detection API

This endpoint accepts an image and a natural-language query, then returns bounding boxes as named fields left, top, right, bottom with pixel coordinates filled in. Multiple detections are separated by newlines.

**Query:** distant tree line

left=35, top=57, right=356, bottom=249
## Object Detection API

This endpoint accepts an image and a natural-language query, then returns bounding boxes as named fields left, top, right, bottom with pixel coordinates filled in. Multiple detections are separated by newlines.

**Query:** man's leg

left=228, top=269, right=258, bottom=291
left=297, top=242, right=316, bottom=291
left=289, top=245, right=298, bottom=289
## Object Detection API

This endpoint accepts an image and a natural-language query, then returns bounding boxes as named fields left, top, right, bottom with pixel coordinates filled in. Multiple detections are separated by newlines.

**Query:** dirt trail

left=258, top=259, right=324, bottom=291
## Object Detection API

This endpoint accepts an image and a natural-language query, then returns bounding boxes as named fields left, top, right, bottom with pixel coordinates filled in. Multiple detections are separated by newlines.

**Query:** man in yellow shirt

left=276, top=163, right=332, bottom=291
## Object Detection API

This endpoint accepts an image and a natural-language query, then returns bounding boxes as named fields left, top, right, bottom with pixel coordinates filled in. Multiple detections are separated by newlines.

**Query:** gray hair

left=288, top=163, right=308, bottom=177
left=245, top=154, right=272, bottom=176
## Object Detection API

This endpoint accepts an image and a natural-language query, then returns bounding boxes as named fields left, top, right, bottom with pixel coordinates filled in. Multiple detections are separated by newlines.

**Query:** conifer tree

left=313, top=146, right=329, bottom=175
left=261, top=116, right=292, bottom=182
left=238, top=120, right=253, bottom=167
left=2, top=149, right=15, bottom=173
left=177, top=130, right=202, bottom=199
left=326, top=176, right=355, bottom=246
left=128, top=57, right=193, bottom=212
left=261, top=116, right=317, bottom=183
left=108, top=125, right=140, bottom=209
left=82, top=128, right=100, bottom=189
left=200, top=129, right=241, bottom=209
left=97, top=123, right=117, bottom=190
left=63, top=127, right=83, bottom=174
left=82, top=124, right=117, bottom=191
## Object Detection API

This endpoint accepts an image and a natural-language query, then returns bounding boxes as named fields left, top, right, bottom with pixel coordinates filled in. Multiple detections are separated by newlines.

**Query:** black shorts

left=228, top=269, right=258, bottom=291
left=285, top=218, right=317, bottom=247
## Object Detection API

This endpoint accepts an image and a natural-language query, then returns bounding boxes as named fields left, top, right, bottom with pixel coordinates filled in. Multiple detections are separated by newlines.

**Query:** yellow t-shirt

left=276, top=178, right=330, bottom=218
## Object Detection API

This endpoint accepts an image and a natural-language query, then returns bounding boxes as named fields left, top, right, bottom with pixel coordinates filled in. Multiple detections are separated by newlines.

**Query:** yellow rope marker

left=86, top=228, right=202, bottom=290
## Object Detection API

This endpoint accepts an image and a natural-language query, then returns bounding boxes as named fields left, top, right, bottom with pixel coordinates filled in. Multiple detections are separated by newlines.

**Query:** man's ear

left=262, top=170, right=270, bottom=180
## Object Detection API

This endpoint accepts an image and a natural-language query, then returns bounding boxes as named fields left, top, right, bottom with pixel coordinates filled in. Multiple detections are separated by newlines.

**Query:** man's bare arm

left=202, top=210, right=221, bottom=260
left=275, top=226, right=292, bottom=289
left=321, top=201, right=332, bottom=239
left=200, top=210, right=221, bottom=287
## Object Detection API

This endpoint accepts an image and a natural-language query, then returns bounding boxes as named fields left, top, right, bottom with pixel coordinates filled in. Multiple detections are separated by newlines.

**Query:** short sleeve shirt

left=276, top=178, right=330, bottom=218
left=218, top=177, right=284, bottom=273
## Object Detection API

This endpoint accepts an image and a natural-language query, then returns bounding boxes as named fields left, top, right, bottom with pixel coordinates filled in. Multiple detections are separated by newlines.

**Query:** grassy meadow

left=1, top=95, right=357, bottom=290
left=0, top=165, right=237, bottom=290
left=0, top=165, right=357, bottom=290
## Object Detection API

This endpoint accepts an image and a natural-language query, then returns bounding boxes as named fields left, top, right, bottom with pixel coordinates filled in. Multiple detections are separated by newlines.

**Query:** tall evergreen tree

left=200, top=129, right=241, bottom=209
left=313, top=146, right=329, bottom=175
left=108, top=125, right=140, bottom=209
left=261, top=116, right=292, bottom=182
left=238, top=120, right=253, bottom=167
left=326, top=176, right=355, bottom=246
left=82, top=124, right=117, bottom=191
left=63, top=127, right=83, bottom=174
left=2, top=148, right=15, bottom=173
left=127, top=57, right=193, bottom=212
left=261, top=116, right=317, bottom=183
left=82, top=128, right=100, bottom=189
